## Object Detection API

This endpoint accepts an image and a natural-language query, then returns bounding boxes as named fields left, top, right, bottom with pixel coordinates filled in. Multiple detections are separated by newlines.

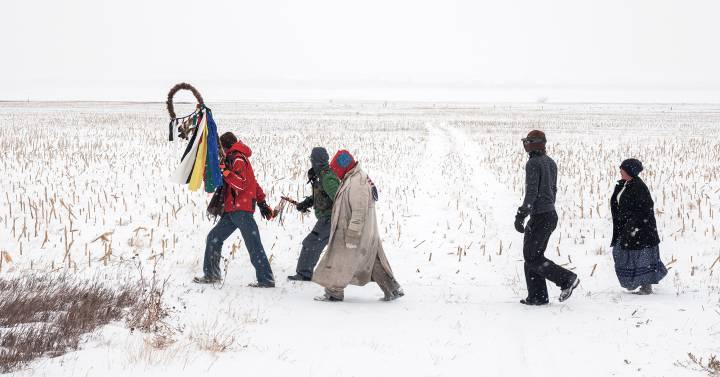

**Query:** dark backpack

left=206, top=151, right=245, bottom=220
left=207, top=187, right=224, bottom=220
left=368, top=177, right=379, bottom=201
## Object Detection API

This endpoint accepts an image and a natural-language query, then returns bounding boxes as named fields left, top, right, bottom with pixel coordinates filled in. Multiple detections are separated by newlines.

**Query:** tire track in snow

left=418, top=122, right=518, bottom=255
left=399, top=122, right=454, bottom=245
left=445, top=125, right=518, bottom=243
left=415, top=122, right=532, bottom=372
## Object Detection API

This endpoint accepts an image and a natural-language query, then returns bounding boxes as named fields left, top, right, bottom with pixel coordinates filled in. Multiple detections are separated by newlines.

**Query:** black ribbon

left=167, top=120, right=172, bottom=141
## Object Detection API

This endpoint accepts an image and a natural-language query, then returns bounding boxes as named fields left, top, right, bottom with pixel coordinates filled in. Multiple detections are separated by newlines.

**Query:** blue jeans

left=203, top=211, right=274, bottom=284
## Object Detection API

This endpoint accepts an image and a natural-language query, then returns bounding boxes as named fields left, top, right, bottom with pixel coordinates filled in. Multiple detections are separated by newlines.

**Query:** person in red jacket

left=193, top=132, right=275, bottom=287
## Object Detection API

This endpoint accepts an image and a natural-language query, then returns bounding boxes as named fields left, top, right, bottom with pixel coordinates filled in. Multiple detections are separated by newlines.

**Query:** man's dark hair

left=220, top=132, right=237, bottom=150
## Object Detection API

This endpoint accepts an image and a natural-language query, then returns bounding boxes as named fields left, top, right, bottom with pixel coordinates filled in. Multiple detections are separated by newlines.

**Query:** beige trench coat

left=312, top=163, right=394, bottom=289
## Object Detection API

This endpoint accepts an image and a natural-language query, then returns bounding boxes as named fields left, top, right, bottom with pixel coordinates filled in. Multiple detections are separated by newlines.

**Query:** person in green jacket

left=288, top=147, right=340, bottom=281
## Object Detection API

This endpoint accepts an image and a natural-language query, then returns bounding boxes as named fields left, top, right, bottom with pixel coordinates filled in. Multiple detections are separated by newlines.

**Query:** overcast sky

left=3, top=0, right=719, bottom=102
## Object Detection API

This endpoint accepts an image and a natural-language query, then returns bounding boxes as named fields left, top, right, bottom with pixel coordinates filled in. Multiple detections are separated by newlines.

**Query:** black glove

left=296, top=197, right=313, bottom=213
left=307, top=168, right=317, bottom=184
left=514, top=207, right=530, bottom=233
left=258, top=200, right=274, bottom=220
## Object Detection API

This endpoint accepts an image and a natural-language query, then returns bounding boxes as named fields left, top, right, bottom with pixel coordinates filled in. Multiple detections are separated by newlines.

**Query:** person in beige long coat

left=312, top=150, right=404, bottom=302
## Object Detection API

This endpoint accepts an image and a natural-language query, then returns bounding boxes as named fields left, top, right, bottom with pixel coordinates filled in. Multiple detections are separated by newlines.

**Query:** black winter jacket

left=610, top=177, right=660, bottom=250
left=521, top=152, right=557, bottom=215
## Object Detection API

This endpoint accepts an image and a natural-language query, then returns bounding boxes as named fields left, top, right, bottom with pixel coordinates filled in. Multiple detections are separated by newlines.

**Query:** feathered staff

left=166, top=83, right=223, bottom=193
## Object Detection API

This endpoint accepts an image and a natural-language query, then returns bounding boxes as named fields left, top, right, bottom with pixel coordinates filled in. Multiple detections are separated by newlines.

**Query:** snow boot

left=287, top=274, right=312, bottom=282
left=635, top=284, right=653, bottom=295
left=520, top=298, right=549, bottom=306
left=559, top=276, right=580, bottom=302
left=193, top=276, right=222, bottom=284
left=248, top=281, right=275, bottom=288
left=314, top=293, right=343, bottom=302
left=382, top=288, right=405, bottom=302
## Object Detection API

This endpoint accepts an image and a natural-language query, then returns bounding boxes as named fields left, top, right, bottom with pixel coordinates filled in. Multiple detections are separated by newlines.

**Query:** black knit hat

left=620, top=158, right=643, bottom=177
left=310, top=147, right=329, bottom=171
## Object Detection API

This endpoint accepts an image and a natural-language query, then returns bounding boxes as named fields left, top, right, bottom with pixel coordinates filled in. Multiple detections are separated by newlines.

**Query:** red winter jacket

left=222, top=141, right=266, bottom=213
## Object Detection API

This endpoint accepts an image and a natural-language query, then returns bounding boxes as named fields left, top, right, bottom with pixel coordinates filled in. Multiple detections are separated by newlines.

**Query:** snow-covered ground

left=1, top=101, right=719, bottom=376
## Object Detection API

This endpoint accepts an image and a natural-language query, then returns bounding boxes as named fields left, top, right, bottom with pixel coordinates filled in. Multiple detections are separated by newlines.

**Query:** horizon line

left=2, top=99, right=719, bottom=106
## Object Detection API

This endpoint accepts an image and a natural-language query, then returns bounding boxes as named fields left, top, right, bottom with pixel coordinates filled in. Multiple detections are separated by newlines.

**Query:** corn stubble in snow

left=0, top=102, right=719, bottom=375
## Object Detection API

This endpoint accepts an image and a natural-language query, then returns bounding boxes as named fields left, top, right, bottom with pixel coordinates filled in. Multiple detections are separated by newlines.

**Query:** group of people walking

left=192, top=129, right=667, bottom=304
left=193, top=132, right=403, bottom=302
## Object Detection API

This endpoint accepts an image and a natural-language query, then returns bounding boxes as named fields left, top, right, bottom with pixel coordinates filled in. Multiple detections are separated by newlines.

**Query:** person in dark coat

left=287, top=147, right=340, bottom=281
left=193, top=132, right=276, bottom=287
left=514, top=130, right=579, bottom=305
left=610, top=158, right=667, bottom=294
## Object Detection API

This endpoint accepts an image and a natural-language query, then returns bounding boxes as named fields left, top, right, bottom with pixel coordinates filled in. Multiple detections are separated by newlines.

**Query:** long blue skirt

left=612, top=244, right=668, bottom=290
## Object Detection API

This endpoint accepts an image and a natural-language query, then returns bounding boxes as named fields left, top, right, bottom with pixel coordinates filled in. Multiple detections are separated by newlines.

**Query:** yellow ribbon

left=188, top=114, right=208, bottom=191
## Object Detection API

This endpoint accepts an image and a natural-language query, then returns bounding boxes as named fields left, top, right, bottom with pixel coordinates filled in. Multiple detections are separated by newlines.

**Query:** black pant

left=295, top=218, right=331, bottom=279
left=523, top=211, right=576, bottom=302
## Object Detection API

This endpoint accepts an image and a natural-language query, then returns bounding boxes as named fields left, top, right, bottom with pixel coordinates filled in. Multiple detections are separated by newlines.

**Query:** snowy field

left=1, top=101, right=719, bottom=376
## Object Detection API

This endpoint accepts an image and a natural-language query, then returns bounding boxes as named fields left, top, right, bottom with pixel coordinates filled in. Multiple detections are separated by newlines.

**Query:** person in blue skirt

left=610, top=159, right=668, bottom=294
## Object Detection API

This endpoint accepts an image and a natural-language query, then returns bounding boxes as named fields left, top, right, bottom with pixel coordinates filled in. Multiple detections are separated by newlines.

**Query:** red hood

left=227, top=141, right=252, bottom=157
left=330, top=149, right=357, bottom=179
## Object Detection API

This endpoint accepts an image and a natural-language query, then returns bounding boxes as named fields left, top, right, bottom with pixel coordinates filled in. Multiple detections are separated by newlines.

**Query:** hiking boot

left=520, top=298, right=549, bottom=306
left=635, top=284, right=653, bottom=295
left=287, top=274, right=312, bottom=282
left=559, top=276, right=580, bottom=302
left=314, top=293, right=343, bottom=302
left=193, top=276, right=222, bottom=284
left=382, top=288, right=405, bottom=302
left=248, top=281, right=275, bottom=288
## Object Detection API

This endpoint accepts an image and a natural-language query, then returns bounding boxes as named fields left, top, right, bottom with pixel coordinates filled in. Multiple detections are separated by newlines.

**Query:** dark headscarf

left=620, top=158, right=644, bottom=177
left=310, top=147, right=329, bottom=173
